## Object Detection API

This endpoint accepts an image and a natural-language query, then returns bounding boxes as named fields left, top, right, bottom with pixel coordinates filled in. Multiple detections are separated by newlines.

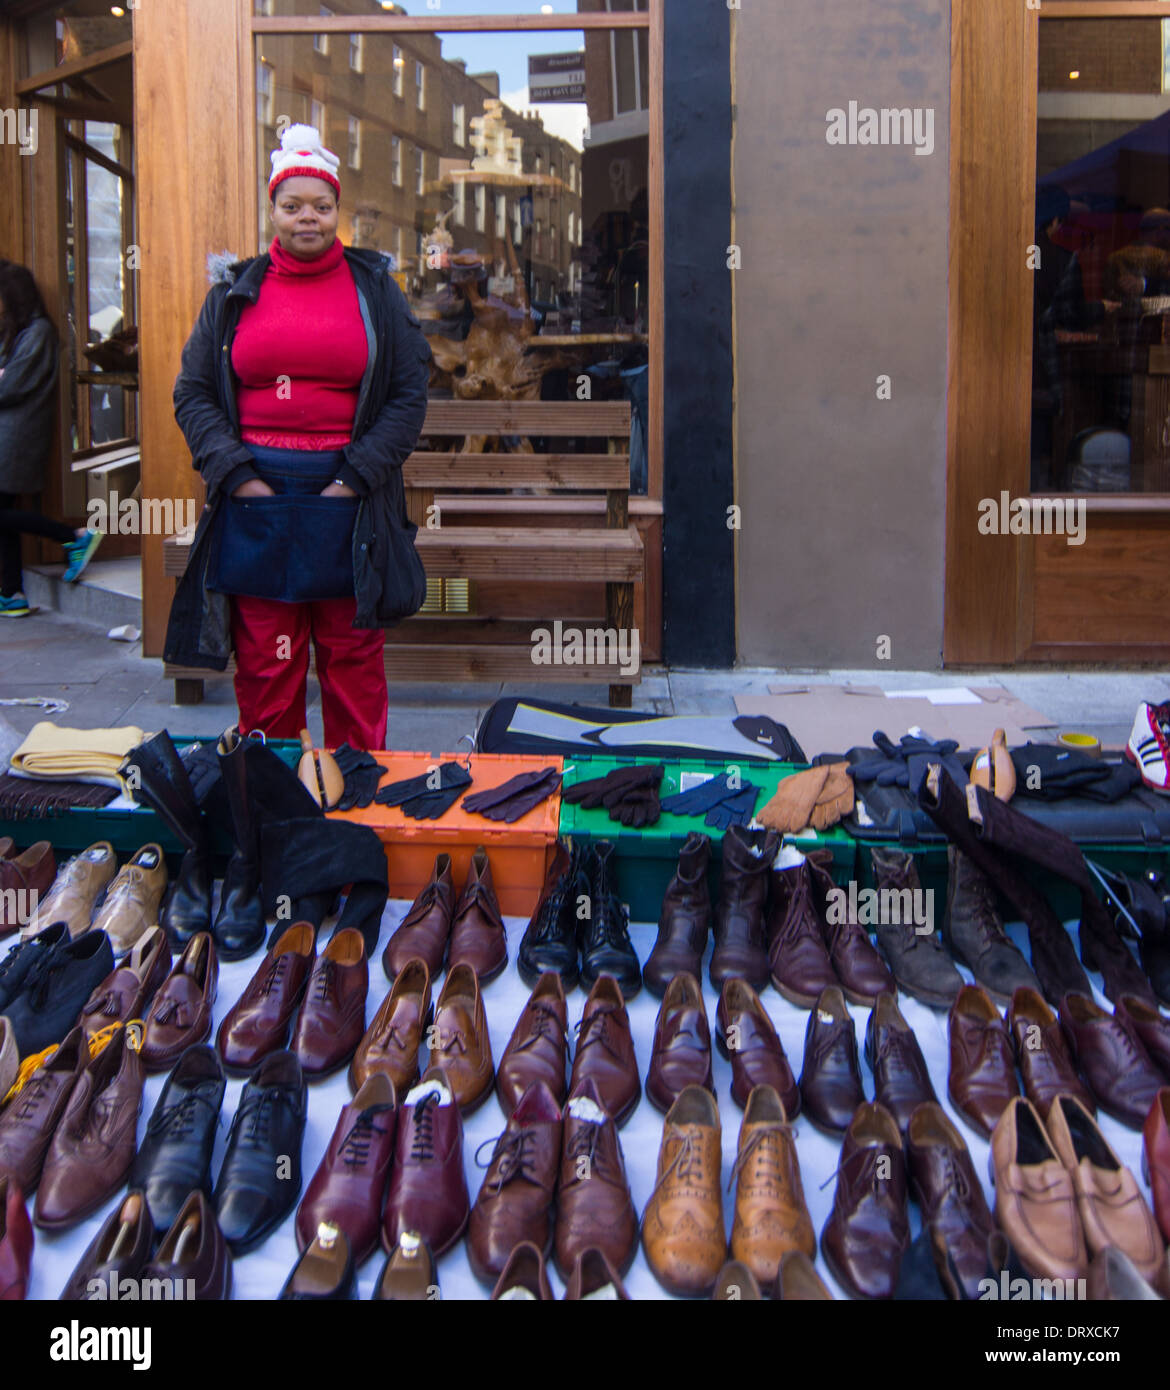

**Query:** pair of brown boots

left=381, top=849, right=506, bottom=985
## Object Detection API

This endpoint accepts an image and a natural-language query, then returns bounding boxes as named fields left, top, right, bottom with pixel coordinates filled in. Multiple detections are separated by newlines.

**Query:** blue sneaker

left=0, top=592, right=31, bottom=618
left=62, top=528, right=103, bottom=583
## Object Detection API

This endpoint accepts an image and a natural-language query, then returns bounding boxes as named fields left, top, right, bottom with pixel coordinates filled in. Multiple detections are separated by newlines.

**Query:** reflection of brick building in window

left=256, top=6, right=581, bottom=308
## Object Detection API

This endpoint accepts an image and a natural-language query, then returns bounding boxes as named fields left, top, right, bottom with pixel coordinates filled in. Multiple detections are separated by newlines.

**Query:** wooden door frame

left=946, top=0, right=1170, bottom=663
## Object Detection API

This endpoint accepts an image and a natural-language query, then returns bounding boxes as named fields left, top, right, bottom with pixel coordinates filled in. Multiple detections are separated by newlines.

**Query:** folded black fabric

left=260, top=816, right=388, bottom=954
left=462, top=767, right=561, bottom=822
left=1009, top=743, right=1137, bottom=802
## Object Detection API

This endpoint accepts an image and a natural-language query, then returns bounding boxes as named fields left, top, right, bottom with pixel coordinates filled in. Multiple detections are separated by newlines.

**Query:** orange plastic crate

left=328, top=751, right=563, bottom=918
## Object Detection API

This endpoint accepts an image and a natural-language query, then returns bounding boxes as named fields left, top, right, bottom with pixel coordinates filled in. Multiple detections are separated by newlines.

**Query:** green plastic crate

left=0, top=737, right=302, bottom=868
left=558, top=754, right=859, bottom=924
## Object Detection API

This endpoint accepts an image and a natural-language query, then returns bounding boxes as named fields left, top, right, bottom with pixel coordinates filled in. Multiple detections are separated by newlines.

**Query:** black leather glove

left=399, top=763, right=473, bottom=821
left=462, top=767, right=561, bottom=823
left=332, top=744, right=384, bottom=811
left=563, top=764, right=663, bottom=828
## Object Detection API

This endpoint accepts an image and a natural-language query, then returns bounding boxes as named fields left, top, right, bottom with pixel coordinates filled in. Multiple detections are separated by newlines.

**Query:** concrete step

left=24, top=556, right=142, bottom=631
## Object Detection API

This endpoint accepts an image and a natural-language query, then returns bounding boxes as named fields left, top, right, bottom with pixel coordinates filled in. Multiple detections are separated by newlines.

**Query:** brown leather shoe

left=730, top=1084, right=815, bottom=1286
left=382, top=1069, right=469, bottom=1257
left=1008, top=986, right=1094, bottom=1118
left=709, top=826, right=779, bottom=991
left=77, top=925, right=171, bottom=1044
left=216, top=922, right=315, bottom=1076
left=350, top=958, right=431, bottom=1096
left=447, top=847, right=507, bottom=984
left=906, top=1101, right=994, bottom=1299
left=1117, top=993, right=1170, bottom=1080
left=60, top=1189, right=154, bottom=1299
left=429, top=963, right=494, bottom=1113
left=35, top=1024, right=144, bottom=1230
left=0, top=1020, right=16, bottom=1104
left=1046, top=1091, right=1163, bottom=1283
left=141, top=931, right=218, bottom=1074
left=89, top=843, right=167, bottom=956
left=555, top=1074, right=638, bottom=1280
left=1059, top=991, right=1165, bottom=1129
left=808, top=851, right=894, bottom=1007
left=142, top=1189, right=232, bottom=1300
left=716, top=976, right=799, bottom=1116
left=373, top=1231, right=437, bottom=1300
left=948, top=984, right=1019, bottom=1139
left=382, top=853, right=454, bottom=982
left=798, top=985, right=864, bottom=1135
left=646, top=972, right=713, bottom=1113
left=1143, top=1088, right=1170, bottom=1244
left=569, top=975, right=640, bottom=1126
left=296, top=1072, right=397, bottom=1266
left=0, top=841, right=55, bottom=935
left=24, top=841, right=114, bottom=940
left=766, top=856, right=840, bottom=1007
left=776, top=1249, right=834, bottom=1299
left=820, top=1100, right=910, bottom=1300
left=864, top=990, right=937, bottom=1134
left=712, top=1259, right=762, bottom=1300
left=292, top=927, right=368, bottom=1079
left=641, top=1084, right=725, bottom=1297
left=490, top=1240, right=554, bottom=1299
left=468, top=1079, right=561, bottom=1284
left=0, top=1026, right=86, bottom=1191
left=990, top=1095, right=1087, bottom=1283
left=497, top=970, right=569, bottom=1116
left=563, top=1247, right=630, bottom=1300
left=1086, top=1245, right=1163, bottom=1301
left=643, top=833, right=712, bottom=998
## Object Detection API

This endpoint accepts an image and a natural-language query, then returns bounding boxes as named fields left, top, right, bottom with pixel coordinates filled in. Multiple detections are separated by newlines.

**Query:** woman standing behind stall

left=167, top=124, right=430, bottom=748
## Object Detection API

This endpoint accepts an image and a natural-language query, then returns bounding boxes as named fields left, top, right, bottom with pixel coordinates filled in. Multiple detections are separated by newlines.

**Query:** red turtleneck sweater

left=232, top=236, right=368, bottom=450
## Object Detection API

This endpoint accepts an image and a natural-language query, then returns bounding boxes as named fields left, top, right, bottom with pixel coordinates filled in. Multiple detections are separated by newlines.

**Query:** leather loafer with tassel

left=140, top=932, right=218, bottom=1074
left=77, top=925, right=170, bottom=1044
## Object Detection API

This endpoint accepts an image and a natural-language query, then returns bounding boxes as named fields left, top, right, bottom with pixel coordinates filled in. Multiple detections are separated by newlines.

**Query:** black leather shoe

left=131, top=1044, right=225, bottom=1234
left=4, top=930, right=114, bottom=1056
left=121, top=732, right=213, bottom=946
left=579, top=842, right=641, bottom=999
left=279, top=1223, right=357, bottom=1300
left=212, top=738, right=267, bottom=962
left=0, top=921, right=69, bottom=1012
left=213, top=1049, right=307, bottom=1254
left=518, top=841, right=584, bottom=990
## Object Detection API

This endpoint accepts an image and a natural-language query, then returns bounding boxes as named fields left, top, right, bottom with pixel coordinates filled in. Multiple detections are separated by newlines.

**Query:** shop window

left=256, top=60, right=274, bottom=128
left=24, top=1, right=132, bottom=70
left=1031, top=17, right=1170, bottom=493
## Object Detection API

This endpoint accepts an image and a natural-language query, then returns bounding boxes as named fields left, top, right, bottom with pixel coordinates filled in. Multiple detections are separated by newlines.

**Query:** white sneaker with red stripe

left=1127, top=702, right=1170, bottom=793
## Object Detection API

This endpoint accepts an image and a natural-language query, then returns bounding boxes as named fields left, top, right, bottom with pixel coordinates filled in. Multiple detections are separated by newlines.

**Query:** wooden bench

left=162, top=398, right=644, bottom=708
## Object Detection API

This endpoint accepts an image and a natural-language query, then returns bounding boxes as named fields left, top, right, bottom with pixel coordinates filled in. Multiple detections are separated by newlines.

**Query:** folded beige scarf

left=10, top=722, right=151, bottom=789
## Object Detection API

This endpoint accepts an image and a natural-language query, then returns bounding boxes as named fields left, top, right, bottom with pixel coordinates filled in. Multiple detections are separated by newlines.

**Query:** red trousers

left=230, top=594, right=388, bottom=750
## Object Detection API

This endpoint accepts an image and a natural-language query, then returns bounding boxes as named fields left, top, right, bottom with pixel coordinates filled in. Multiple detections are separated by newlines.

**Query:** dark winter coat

left=0, top=316, right=60, bottom=495
left=164, top=245, right=431, bottom=669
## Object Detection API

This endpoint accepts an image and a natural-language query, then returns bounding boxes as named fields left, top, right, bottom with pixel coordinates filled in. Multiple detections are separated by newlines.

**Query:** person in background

left=0, top=261, right=101, bottom=617
left=168, top=125, right=430, bottom=749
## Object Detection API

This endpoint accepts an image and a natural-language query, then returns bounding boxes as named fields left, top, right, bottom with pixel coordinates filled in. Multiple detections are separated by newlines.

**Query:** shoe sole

left=771, top=978, right=825, bottom=1010
left=458, top=1074, right=496, bottom=1118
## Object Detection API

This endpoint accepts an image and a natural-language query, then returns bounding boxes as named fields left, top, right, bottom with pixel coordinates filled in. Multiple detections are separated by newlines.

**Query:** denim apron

left=208, top=443, right=359, bottom=603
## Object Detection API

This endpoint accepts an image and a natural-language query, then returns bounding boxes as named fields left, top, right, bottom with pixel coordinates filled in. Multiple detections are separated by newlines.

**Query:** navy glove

left=849, top=732, right=967, bottom=792
left=660, top=771, right=747, bottom=817
left=704, top=783, right=761, bottom=830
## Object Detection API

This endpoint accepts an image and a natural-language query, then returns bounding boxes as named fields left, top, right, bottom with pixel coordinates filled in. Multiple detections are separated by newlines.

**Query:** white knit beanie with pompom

left=268, top=123, right=341, bottom=200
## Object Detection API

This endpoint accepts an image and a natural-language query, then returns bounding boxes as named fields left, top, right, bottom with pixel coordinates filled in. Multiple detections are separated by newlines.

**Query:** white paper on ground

left=885, top=688, right=982, bottom=705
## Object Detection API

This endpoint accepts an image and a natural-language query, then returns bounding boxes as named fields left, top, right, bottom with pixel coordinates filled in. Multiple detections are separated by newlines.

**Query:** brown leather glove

left=808, top=761, right=853, bottom=830
left=757, top=766, right=828, bottom=834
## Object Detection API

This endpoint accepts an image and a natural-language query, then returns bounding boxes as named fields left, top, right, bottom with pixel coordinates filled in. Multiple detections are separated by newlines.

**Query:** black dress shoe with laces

left=0, top=921, right=69, bottom=1012
left=579, top=842, right=641, bottom=1000
left=518, top=841, right=585, bottom=990
left=213, top=1049, right=307, bottom=1254
left=4, top=929, right=114, bottom=1056
left=131, top=1045, right=226, bottom=1234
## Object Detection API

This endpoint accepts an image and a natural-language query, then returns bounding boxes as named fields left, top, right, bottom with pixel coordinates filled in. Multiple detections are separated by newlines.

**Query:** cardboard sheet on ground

left=735, top=684, right=1057, bottom=759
